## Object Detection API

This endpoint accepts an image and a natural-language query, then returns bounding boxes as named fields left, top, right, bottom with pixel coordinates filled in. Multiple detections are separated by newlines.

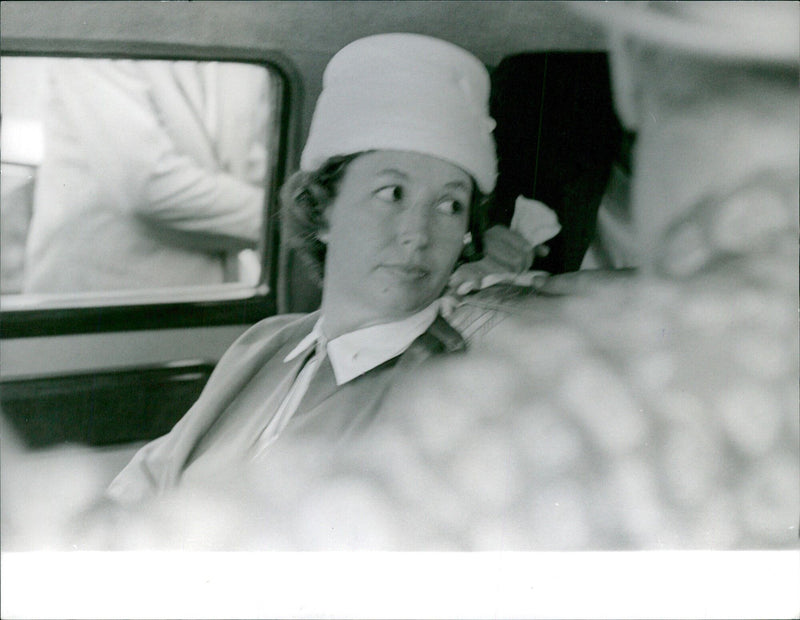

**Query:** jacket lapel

left=291, top=314, right=466, bottom=444
left=158, top=312, right=320, bottom=487
left=341, top=314, right=466, bottom=438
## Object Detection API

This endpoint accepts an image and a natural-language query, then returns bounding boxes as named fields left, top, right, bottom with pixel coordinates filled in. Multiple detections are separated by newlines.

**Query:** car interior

left=1, top=1, right=621, bottom=450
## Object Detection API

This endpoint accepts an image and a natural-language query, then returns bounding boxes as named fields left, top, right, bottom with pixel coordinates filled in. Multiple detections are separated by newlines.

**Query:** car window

left=0, top=55, right=284, bottom=311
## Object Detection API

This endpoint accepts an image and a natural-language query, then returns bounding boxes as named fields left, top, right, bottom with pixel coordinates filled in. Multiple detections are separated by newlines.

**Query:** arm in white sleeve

left=49, top=59, right=265, bottom=252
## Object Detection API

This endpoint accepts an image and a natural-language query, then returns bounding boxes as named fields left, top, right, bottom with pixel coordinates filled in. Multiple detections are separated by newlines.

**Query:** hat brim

left=570, top=1, right=799, bottom=64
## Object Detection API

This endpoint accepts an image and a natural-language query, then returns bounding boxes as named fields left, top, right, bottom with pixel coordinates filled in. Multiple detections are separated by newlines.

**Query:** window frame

left=0, top=38, right=294, bottom=338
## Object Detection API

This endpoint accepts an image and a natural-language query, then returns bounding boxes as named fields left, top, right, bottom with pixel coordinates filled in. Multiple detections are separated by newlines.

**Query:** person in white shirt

left=24, top=58, right=271, bottom=293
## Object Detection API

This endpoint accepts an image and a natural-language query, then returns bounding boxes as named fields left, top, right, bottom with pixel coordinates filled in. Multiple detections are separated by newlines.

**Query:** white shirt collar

left=284, top=300, right=441, bottom=386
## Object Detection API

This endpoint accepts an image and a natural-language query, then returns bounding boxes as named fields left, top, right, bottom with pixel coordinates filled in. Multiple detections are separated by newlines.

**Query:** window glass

left=0, top=56, right=281, bottom=307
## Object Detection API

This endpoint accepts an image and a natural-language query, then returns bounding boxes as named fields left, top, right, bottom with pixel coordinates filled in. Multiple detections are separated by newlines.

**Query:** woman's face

left=321, top=150, right=472, bottom=334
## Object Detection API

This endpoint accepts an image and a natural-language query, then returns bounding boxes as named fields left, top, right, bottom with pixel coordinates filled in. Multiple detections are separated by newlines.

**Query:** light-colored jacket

left=24, top=58, right=271, bottom=293
left=106, top=311, right=465, bottom=504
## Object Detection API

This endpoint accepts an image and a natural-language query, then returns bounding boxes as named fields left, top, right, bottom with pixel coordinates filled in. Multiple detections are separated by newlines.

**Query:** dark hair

left=281, top=153, right=488, bottom=286
left=280, top=154, right=359, bottom=285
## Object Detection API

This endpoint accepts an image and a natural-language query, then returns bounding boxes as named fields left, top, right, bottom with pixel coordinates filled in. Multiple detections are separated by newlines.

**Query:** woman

left=107, top=33, right=499, bottom=503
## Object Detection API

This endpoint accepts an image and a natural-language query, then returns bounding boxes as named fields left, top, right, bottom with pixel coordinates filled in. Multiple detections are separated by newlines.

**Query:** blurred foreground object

left=222, top=0, right=798, bottom=550
left=0, top=417, right=141, bottom=550
left=65, top=251, right=799, bottom=550
left=3, top=2, right=799, bottom=550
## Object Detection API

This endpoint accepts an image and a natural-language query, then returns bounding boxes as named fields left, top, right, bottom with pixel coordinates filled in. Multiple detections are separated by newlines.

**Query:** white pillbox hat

left=300, top=33, right=498, bottom=193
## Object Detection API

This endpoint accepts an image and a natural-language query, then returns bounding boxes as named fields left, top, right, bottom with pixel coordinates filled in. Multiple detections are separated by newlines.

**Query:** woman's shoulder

left=200, top=311, right=318, bottom=396
left=229, top=311, right=318, bottom=350
left=445, top=283, right=537, bottom=345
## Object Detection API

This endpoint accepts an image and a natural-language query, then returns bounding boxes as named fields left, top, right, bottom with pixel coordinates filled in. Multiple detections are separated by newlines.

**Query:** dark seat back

left=490, top=52, right=623, bottom=273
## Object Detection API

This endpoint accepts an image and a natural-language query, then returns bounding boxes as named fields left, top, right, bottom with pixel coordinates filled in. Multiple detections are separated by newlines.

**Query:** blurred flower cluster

left=7, top=238, right=795, bottom=551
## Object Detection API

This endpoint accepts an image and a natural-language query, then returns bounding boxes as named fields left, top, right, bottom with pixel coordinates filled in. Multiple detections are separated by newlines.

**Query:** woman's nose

left=398, top=202, right=430, bottom=250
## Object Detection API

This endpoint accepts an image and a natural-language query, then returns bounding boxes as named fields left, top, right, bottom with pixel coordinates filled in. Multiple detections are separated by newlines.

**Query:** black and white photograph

left=1, top=1, right=798, bottom=618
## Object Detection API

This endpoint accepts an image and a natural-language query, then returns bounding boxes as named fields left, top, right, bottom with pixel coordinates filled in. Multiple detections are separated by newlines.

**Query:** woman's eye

left=375, top=185, right=404, bottom=203
left=435, top=198, right=465, bottom=216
